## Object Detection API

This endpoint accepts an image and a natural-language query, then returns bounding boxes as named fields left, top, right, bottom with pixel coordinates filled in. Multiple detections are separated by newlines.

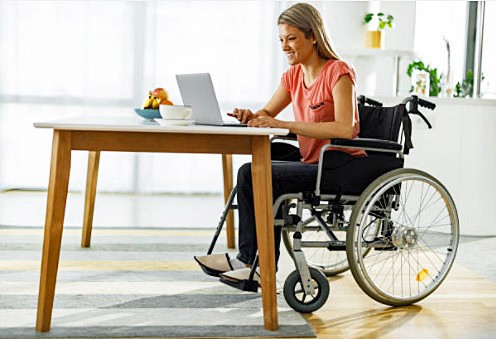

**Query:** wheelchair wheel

left=283, top=267, right=330, bottom=313
left=346, top=168, right=459, bottom=306
left=282, top=218, right=350, bottom=276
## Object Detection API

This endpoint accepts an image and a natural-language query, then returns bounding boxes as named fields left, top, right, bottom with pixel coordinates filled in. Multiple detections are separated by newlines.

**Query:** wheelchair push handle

left=402, top=94, right=436, bottom=110
left=358, top=95, right=383, bottom=107
left=417, top=97, right=436, bottom=110
left=402, top=95, right=434, bottom=129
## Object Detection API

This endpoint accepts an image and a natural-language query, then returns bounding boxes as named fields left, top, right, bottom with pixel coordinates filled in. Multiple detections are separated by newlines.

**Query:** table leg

left=251, top=136, right=278, bottom=331
left=36, top=130, right=72, bottom=332
left=81, top=151, right=100, bottom=247
left=222, top=154, right=235, bottom=248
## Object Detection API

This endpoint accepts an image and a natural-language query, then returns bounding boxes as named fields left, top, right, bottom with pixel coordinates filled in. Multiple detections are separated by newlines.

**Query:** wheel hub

left=391, top=226, right=417, bottom=249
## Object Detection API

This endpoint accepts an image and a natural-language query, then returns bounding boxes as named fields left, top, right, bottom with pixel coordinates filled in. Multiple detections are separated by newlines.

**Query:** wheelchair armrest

left=271, top=133, right=297, bottom=142
left=331, top=138, right=402, bottom=152
left=315, top=140, right=404, bottom=196
left=270, top=133, right=301, bottom=161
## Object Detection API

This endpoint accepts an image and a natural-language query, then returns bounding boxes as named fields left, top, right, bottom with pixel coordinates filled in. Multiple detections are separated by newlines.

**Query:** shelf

left=338, top=48, right=420, bottom=59
left=338, top=49, right=421, bottom=97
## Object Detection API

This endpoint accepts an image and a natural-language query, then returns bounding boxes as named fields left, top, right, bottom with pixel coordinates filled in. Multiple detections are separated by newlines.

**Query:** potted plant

left=454, top=70, right=485, bottom=98
left=407, top=60, right=441, bottom=97
left=363, top=12, right=394, bottom=49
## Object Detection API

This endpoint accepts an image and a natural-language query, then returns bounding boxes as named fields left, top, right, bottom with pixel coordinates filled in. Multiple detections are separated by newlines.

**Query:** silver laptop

left=176, top=73, right=247, bottom=127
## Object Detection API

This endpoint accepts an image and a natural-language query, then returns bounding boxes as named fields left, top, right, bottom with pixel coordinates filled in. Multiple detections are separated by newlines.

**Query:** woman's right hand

left=228, top=108, right=258, bottom=124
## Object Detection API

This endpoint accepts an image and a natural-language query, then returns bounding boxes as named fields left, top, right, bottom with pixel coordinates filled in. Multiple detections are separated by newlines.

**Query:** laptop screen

left=176, top=73, right=225, bottom=125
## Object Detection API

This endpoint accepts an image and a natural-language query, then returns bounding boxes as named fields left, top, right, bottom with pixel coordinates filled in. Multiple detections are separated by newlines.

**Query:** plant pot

left=365, top=30, right=383, bottom=49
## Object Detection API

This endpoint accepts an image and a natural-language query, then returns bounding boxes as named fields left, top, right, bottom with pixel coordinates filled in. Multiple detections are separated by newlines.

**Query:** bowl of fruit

left=135, top=87, right=174, bottom=119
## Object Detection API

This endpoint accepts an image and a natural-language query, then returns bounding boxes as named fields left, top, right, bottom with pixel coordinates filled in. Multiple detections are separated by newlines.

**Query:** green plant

left=407, top=60, right=441, bottom=97
left=454, top=70, right=484, bottom=97
left=363, top=12, right=394, bottom=30
left=454, top=70, right=473, bottom=97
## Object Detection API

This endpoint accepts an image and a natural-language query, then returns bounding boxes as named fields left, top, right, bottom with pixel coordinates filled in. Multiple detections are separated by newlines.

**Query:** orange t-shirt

left=281, top=59, right=365, bottom=164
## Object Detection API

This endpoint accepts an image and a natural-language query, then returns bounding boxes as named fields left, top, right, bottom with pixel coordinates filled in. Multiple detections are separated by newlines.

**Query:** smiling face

left=278, top=23, right=316, bottom=66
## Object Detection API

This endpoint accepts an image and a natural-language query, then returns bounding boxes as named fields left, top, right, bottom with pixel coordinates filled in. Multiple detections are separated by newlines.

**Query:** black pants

left=235, top=161, right=318, bottom=266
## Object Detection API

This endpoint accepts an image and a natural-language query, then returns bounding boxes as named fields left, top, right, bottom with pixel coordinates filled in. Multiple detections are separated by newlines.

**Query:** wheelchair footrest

left=219, top=277, right=259, bottom=293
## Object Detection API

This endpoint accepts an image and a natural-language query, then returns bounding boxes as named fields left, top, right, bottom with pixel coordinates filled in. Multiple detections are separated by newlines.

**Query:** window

left=0, top=1, right=283, bottom=192
left=415, top=1, right=495, bottom=98
left=0, top=2, right=135, bottom=100
left=414, top=2, right=468, bottom=97
left=481, top=2, right=496, bottom=98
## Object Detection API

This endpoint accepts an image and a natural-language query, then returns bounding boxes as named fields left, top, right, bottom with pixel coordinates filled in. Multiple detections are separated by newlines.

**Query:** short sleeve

left=281, top=65, right=298, bottom=93
left=329, top=60, right=356, bottom=90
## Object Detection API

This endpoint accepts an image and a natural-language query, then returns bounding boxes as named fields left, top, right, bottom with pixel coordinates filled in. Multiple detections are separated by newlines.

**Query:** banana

left=142, top=89, right=173, bottom=109
left=151, top=98, right=160, bottom=109
left=142, top=91, right=153, bottom=109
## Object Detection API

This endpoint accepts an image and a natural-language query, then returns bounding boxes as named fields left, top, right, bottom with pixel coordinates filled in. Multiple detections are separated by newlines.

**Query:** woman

left=195, top=3, right=364, bottom=283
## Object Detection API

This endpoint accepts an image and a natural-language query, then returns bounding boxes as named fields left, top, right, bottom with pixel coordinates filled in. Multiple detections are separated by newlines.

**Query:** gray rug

left=0, top=226, right=315, bottom=338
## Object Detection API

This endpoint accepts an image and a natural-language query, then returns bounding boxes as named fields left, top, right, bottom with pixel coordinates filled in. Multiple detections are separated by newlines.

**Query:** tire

left=283, top=267, right=330, bottom=313
left=346, top=168, right=459, bottom=306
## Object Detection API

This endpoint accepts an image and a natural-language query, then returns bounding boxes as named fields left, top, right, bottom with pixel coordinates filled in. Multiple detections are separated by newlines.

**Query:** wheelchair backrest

left=358, top=103, right=412, bottom=154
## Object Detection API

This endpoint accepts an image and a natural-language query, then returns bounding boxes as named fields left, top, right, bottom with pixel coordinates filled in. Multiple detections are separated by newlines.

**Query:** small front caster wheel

left=283, top=267, right=330, bottom=313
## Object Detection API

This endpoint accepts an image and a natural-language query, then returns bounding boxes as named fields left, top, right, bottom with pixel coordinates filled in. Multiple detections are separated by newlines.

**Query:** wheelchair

left=206, top=94, right=459, bottom=313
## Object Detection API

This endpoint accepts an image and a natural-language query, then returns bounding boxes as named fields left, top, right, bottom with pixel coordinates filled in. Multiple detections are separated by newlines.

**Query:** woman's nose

left=281, top=40, right=289, bottom=50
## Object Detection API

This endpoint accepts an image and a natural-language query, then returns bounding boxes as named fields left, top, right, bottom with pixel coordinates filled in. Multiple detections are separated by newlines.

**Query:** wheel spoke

left=349, top=170, right=459, bottom=305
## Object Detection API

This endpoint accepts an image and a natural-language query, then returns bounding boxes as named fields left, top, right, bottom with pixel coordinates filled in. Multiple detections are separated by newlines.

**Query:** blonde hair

left=278, top=3, right=340, bottom=60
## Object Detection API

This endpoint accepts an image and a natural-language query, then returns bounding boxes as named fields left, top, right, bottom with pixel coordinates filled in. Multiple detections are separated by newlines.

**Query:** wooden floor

left=1, top=191, right=495, bottom=338
left=295, top=264, right=496, bottom=338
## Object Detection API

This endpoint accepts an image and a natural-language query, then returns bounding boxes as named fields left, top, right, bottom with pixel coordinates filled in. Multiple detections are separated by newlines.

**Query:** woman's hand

left=247, top=116, right=288, bottom=129
left=229, top=106, right=288, bottom=128
left=228, top=108, right=258, bottom=124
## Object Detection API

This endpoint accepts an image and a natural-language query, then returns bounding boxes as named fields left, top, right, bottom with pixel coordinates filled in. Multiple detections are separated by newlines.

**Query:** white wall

left=326, top=1, right=417, bottom=97
left=381, top=1, right=416, bottom=51
left=377, top=97, right=496, bottom=236
left=322, top=1, right=369, bottom=50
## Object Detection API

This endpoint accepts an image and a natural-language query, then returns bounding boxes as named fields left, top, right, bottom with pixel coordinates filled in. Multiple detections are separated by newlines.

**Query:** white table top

left=34, top=115, right=289, bottom=136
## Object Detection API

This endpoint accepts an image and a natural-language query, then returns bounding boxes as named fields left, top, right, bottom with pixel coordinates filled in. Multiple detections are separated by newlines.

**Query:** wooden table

left=34, top=116, right=288, bottom=332
left=81, top=148, right=237, bottom=249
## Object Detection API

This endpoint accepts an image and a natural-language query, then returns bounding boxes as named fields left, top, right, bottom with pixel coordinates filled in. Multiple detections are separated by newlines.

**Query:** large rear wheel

left=347, top=168, right=459, bottom=306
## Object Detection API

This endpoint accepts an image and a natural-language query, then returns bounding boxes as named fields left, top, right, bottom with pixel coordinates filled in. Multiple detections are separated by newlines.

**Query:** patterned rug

left=0, top=226, right=315, bottom=338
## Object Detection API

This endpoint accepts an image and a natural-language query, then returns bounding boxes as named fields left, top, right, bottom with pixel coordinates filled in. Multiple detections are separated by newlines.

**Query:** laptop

left=176, top=73, right=247, bottom=127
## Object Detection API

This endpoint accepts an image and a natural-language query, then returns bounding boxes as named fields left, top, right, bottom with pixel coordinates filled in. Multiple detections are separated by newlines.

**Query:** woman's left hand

left=248, top=116, right=288, bottom=129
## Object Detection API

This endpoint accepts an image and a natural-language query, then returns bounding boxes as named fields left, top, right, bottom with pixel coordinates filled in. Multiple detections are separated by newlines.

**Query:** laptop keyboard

left=222, top=123, right=248, bottom=127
